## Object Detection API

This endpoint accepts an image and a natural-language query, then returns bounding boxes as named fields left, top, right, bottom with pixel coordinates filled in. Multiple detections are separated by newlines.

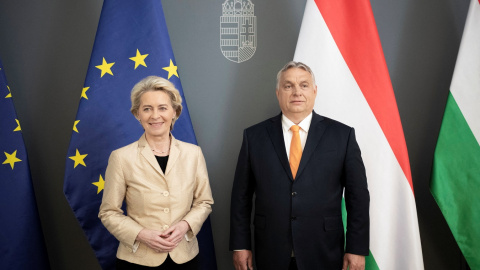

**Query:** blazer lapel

left=266, top=113, right=294, bottom=181
left=165, top=136, right=179, bottom=176
left=296, top=112, right=327, bottom=180
left=138, top=134, right=165, bottom=177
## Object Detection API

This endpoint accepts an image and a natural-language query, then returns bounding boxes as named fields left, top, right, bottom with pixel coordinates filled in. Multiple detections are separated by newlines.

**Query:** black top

left=155, top=155, right=169, bottom=173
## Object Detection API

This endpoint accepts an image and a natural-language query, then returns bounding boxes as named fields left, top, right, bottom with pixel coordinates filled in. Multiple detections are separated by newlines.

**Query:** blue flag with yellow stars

left=63, top=1, right=217, bottom=269
left=0, top=60, right=50, bottom=269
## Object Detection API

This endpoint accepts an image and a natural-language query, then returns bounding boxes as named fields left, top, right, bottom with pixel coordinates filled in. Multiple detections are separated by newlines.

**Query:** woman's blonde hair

left=130, top=76, right=183, bottom=130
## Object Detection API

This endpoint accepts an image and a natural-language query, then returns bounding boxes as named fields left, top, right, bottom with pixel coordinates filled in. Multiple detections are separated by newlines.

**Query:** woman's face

left=137, top=90, right=176, bottom=138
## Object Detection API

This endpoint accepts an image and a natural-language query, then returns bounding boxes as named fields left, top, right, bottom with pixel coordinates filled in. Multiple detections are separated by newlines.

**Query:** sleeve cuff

left=132, top=241, right=140, bottom=253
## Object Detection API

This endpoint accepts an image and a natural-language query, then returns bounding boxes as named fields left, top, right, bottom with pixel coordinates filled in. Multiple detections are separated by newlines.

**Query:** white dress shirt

left=281, top=112, right=313, bottom=160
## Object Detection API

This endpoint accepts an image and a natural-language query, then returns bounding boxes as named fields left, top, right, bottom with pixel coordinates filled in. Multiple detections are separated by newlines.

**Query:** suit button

left=291, top=192, right=297, bottom=197
left=291, top=216, right=296, bottom=221
left=163, top=191, right=169, bottom=197
left=163, top=225, right=169, bottom=230
left=164, top=208, right=170, bottom=213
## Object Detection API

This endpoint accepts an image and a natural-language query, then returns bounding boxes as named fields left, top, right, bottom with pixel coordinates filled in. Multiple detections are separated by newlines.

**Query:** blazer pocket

left=324, top=215, right=343, bottom=231
left=254, top=214, right=266, bottom=230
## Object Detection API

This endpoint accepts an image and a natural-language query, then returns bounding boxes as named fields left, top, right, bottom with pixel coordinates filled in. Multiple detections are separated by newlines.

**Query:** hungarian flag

left=430, top=0, right=480, bottom=269
left=294, top=0, right=424, bottom=269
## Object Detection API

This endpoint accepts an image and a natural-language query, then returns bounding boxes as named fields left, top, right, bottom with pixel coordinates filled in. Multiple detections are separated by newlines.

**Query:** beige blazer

left=99, top=134, right=213, bottom=267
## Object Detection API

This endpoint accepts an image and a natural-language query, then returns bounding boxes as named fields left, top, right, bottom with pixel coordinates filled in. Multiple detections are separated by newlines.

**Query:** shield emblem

left=220, top=0, right=257, bottom=63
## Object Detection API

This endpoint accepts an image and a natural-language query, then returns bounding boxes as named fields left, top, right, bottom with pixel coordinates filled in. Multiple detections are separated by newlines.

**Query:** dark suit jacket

left=230, top=112, right=369, bottom=270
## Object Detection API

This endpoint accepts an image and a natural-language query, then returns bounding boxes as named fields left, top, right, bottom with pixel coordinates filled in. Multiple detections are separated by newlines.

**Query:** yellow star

left=95, top=57, right=115, bottom=77
left=73, top=120, right=80, bottom=133
left=13, top=119, right=21, bottom=132
left=69, top=149, right=87, bottom=168
left=162, top=59, right=178, bottom=79
left=81, top=87, right=90, bottom=100
left=129, top=49, right=148, bottom=69
left=2, top=150, right=22, bottom=169
left=92, top=175, right=105, bottom=194
left=6, top=85, right=12, bottom=98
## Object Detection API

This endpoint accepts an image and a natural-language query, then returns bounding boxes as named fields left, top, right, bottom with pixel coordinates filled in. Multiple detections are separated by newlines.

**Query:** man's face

left=276, top=67, right=317, bottom=122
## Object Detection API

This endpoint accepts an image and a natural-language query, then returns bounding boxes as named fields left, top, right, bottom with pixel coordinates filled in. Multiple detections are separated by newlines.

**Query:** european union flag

left=0, top=60, right=50, bottom=269
left=63, top=1, right=217, bottom=269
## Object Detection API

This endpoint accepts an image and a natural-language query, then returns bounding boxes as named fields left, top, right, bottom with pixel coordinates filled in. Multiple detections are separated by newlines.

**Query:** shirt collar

left=281, top=112, right=313, bottom=133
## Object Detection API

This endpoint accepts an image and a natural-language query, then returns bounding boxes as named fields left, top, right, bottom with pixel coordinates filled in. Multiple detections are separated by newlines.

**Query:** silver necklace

left=151, top=139, right=170, bottom=154
left=147, top=136, right=170, bottom=155
left=152, top=147, right=169, bottom=154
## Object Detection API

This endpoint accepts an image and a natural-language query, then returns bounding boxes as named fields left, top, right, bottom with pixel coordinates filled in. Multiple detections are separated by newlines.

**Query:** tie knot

left=290, top=125, right=300, bottom=132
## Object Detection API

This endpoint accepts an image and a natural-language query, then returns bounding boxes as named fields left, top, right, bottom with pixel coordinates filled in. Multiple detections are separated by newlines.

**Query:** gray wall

left=0, top=0, right=471, bottom=269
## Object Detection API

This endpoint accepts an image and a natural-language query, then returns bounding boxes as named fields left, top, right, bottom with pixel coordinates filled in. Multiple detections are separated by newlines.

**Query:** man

left=229, top=61, right=369, bottom=270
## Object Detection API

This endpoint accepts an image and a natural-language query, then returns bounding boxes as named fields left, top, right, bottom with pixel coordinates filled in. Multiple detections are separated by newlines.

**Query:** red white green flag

left=294, top=0, right=424, bottom=269
left=431, top=1, right=480, bottom=269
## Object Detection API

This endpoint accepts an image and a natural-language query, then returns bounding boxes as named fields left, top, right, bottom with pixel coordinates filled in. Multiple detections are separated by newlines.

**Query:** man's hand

left=342, top=253, right=365, bottom=270
left=233, top=250, right=253, bottom=270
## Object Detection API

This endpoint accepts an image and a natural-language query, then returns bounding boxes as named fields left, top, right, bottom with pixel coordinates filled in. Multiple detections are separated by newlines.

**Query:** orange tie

left=289, top=125, right=302, bottom=179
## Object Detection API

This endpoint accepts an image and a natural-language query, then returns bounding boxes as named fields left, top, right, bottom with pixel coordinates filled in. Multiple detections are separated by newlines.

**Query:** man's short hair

left=276, top=61, right=316, bottom=89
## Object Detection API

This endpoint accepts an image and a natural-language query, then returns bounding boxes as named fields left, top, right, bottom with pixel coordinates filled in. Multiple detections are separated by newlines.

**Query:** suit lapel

left=296, top=112, right=327, bottom=180
left=266, top=113, right=294, bottom=181
left=138, top=134, right=165, bottom=177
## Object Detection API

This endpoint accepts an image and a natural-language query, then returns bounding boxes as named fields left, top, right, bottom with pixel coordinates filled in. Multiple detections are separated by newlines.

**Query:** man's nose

left=292, top=86, right=301, bottom=95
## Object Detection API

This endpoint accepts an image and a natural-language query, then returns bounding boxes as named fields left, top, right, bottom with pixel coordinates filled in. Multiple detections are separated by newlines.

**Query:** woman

left=99, top=76, right=214, bottom=269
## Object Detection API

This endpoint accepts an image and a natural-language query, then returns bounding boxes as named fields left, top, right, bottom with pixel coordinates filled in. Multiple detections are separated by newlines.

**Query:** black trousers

left=116, top=255, right=199, bottom=270
left=289, top=257, right=298, bottom=270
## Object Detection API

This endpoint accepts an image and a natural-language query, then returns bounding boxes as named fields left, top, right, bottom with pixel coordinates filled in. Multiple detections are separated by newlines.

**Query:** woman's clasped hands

left=136, top=220, right=191, bottom=253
